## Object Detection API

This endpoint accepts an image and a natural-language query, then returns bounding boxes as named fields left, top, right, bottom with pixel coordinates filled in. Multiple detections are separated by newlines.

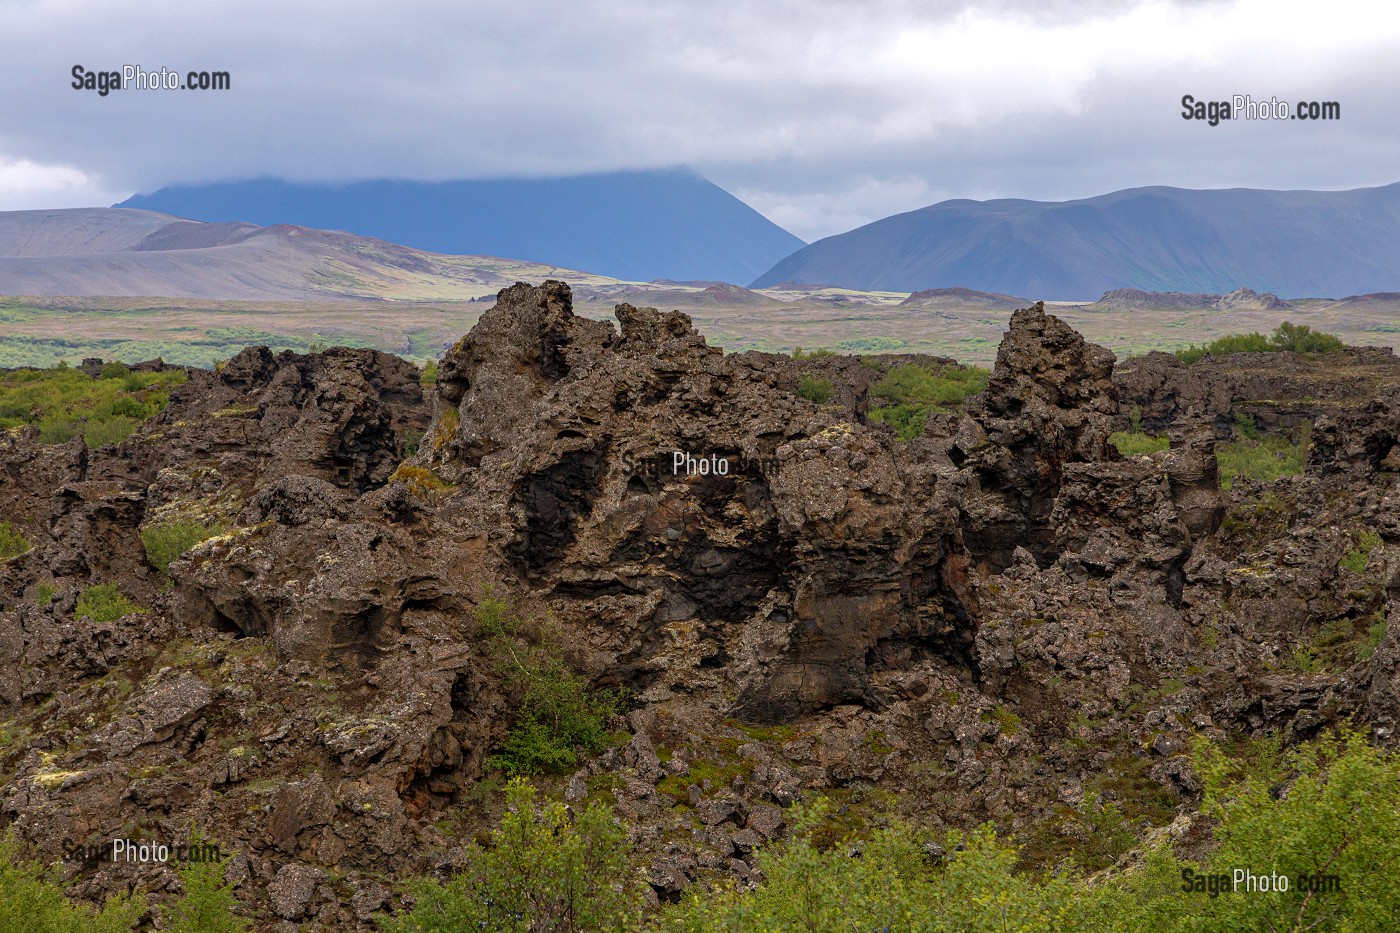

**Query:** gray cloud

left=0, top=0, right=1394, bottom=240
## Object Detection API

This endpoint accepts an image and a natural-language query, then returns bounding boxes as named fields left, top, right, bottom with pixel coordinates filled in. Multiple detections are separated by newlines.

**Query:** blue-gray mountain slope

left=116, top=170, right=804, bottom=284
left=751, top=183, right=1400, bottom=299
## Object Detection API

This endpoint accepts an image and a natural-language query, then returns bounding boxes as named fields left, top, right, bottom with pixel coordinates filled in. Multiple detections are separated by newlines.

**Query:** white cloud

left=0, top=0, right=1396, bottom=237
left=0, top=156, right=128, bottom=210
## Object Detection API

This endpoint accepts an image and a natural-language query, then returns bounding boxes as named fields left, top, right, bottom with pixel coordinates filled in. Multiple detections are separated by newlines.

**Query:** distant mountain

left=0, top=208, right=622, bottom=301
left=750, top=183, right=1400, bottom=299
left=1085, top=287, right=1291, bottom=312
left=898, top=286, right=1030, bottom=310
left=116, top=170, right=805, bottom=284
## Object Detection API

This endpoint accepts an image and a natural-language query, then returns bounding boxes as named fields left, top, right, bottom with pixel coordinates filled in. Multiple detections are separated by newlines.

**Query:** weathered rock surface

left=1, top=281, right=1396, bottom=927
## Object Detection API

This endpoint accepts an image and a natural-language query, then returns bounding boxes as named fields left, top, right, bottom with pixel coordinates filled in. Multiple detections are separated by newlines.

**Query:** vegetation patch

left=388, top=464, right=455, bottom=498
left=0, top=522, right=32, bottom=560
left=868, top=362, right=989, bottom=440
left=141, top=521, right=228, bottom=574
left=75, top=584, right=145, bottom=623
left=796, top=374, right=834, bottom=404
left=1339, top=529, right=1381, bottom=574
left=1176, top=321, right=1346, bottom=364
left=1216, top=418, right=1309, bottom=490
left=0, top=833, right=145, bottom=932
left=381, top=779, right=642, bottom=932
left=0, top=363, right=186, bottom=446
left=476, top=598, right=623, bottom=776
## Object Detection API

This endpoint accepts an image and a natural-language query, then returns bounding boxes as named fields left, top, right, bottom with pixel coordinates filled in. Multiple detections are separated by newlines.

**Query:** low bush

left=1216, top=423, right=1309, bottom=490
left=1109, top=430, right=1169, bottom=456
left=477, top=598, right=622, bottom=776
left=1176, top=322, right=1345, bottom=363
left=75, top=584, right=145, bottom=623
left=141, top=521, right=227, bottom=574
left=796, top=375, right=835, bottom=404
left=0, top=521, right=31, bottom=560
left=868, top=363, right=989, bottom=440
left=0, top=364, right=184, bottom=446
left=381, top=779, right=642, bottom=932
left=0, top=834, right=144, bottom=932
left=160, top=832, right=247, bottom=933
left=1339, top=529, right=1381, bottom=574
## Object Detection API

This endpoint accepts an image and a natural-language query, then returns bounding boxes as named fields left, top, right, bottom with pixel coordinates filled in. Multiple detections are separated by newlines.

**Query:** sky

left=0, top=0, right=1397, bottom=242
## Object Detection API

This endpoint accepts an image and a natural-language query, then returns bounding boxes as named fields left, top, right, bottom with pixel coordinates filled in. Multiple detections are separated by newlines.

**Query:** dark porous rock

left=6, top=279, right=1400, bottom=928
left=268, top=862, right=325, bottom=920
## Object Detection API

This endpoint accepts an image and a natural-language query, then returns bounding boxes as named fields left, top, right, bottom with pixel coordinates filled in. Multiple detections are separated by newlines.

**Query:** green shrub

left=868, top=363, right=989, bottom=441
left=380, top=779, right=642, bottom=933
left=662, top=730, right=1400, bottom=932
left=81, top=415, right=138, bottom=447
left=1216, top=422, right=1309, bottom=490
left=36, top=584, right=54, bottom=606
left=1339, top=529, right=1381, bottom=574
left=1176, top=323, right=1345, bottom=364
left=0, top=522, right=31, bottom=560
left=1358, top=615, right=1388, bottom=661
left=0, top=365, right=184, bottom=446
left=479, top=600, right=622, bottom=776
left=141, top=521, right=226, bottom=574
left=797, top=375, right=835, bottom=404
left=161, top=832, right=247, bottom=933
left=486, top=665, right=620, bottom=776
left=1271, top=320, right=1346, bottom=353
left=0, top=834, right=144, bottom=932
left=790, top=347, right=836, bottom=359
left=835, top=336, right=909, bottom=352
left=1109, top=430, right=1170, bottom=456
left=75, top=584, right=145, bottom=623
left=419, top=360, right=438, bottom=385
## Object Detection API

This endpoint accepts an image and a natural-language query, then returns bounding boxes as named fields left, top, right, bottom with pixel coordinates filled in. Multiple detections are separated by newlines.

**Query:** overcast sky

left=1, top=0, right=1396, bottom=241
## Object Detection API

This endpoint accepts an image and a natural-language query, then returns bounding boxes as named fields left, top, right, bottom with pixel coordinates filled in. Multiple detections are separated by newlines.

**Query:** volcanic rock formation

left=1, top=282, right=1397, bottom=927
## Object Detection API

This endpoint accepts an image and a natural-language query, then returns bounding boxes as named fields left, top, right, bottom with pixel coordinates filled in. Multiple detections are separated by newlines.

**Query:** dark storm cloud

left=0, top=0, right=1394, bottom=239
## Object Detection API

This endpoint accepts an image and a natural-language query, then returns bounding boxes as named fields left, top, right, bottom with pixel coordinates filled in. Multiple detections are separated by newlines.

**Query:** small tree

left=161, top=832, right=247, bottom=933
left=381, top=779, right=643, bottom=932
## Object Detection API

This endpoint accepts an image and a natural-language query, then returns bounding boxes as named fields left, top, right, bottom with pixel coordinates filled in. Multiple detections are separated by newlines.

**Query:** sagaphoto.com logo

left=72, top=64, right=230, bottom=97
left=1181, top=94, right=1339, bottom=126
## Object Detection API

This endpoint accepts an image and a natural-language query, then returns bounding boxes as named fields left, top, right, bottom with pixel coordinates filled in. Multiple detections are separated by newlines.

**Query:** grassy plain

left=2, top=289, right=1399, bottom=369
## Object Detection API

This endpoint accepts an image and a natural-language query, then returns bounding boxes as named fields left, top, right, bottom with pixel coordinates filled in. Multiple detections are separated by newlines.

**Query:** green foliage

left=796, top=375, right=835, bottom=404
left=36, top=584, right=54, bottom=606
left=0, top=521, right=32, bottom=560
left=1175, top=323, right=1345, bottom=363
left=660, top=731, right=1400, bottom=932
left=1358, top=614, right=1388, bottom=661
left=0, top=833, right=144, bottom=932
left=0, top=364, right=184, bottom=446
left=141, top=521, right=226, bottom=574
left=1339, top=530, right=1381, bottom=574
left=835, top=336, right=908, bottom=352
left=1109, top=430, right=1170, bottom=456
left=790, top=347, right=836, bottom=359
left=868, top=363, right=989, bottom=440
left=380, top=778, right=642, bottom=932
left=1270, top=320, right=1346, bottom=353
left=1216, top=422, right=1309, bottom=490
left=75, top=584, right=145, bottom=623
left=478, top=598, right=621, bottom=776
left=420, top=360, right=438, bottom=385
left=161, top=832, right=247, bottom=933
left=664, top=803, right=1077, bottom=932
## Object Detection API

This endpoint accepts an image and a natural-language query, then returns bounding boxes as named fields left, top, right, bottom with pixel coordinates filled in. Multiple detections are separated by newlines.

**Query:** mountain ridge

left=750, top=182, right=1400, bottom=298
left=116, top=169, right=805, bottom=284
